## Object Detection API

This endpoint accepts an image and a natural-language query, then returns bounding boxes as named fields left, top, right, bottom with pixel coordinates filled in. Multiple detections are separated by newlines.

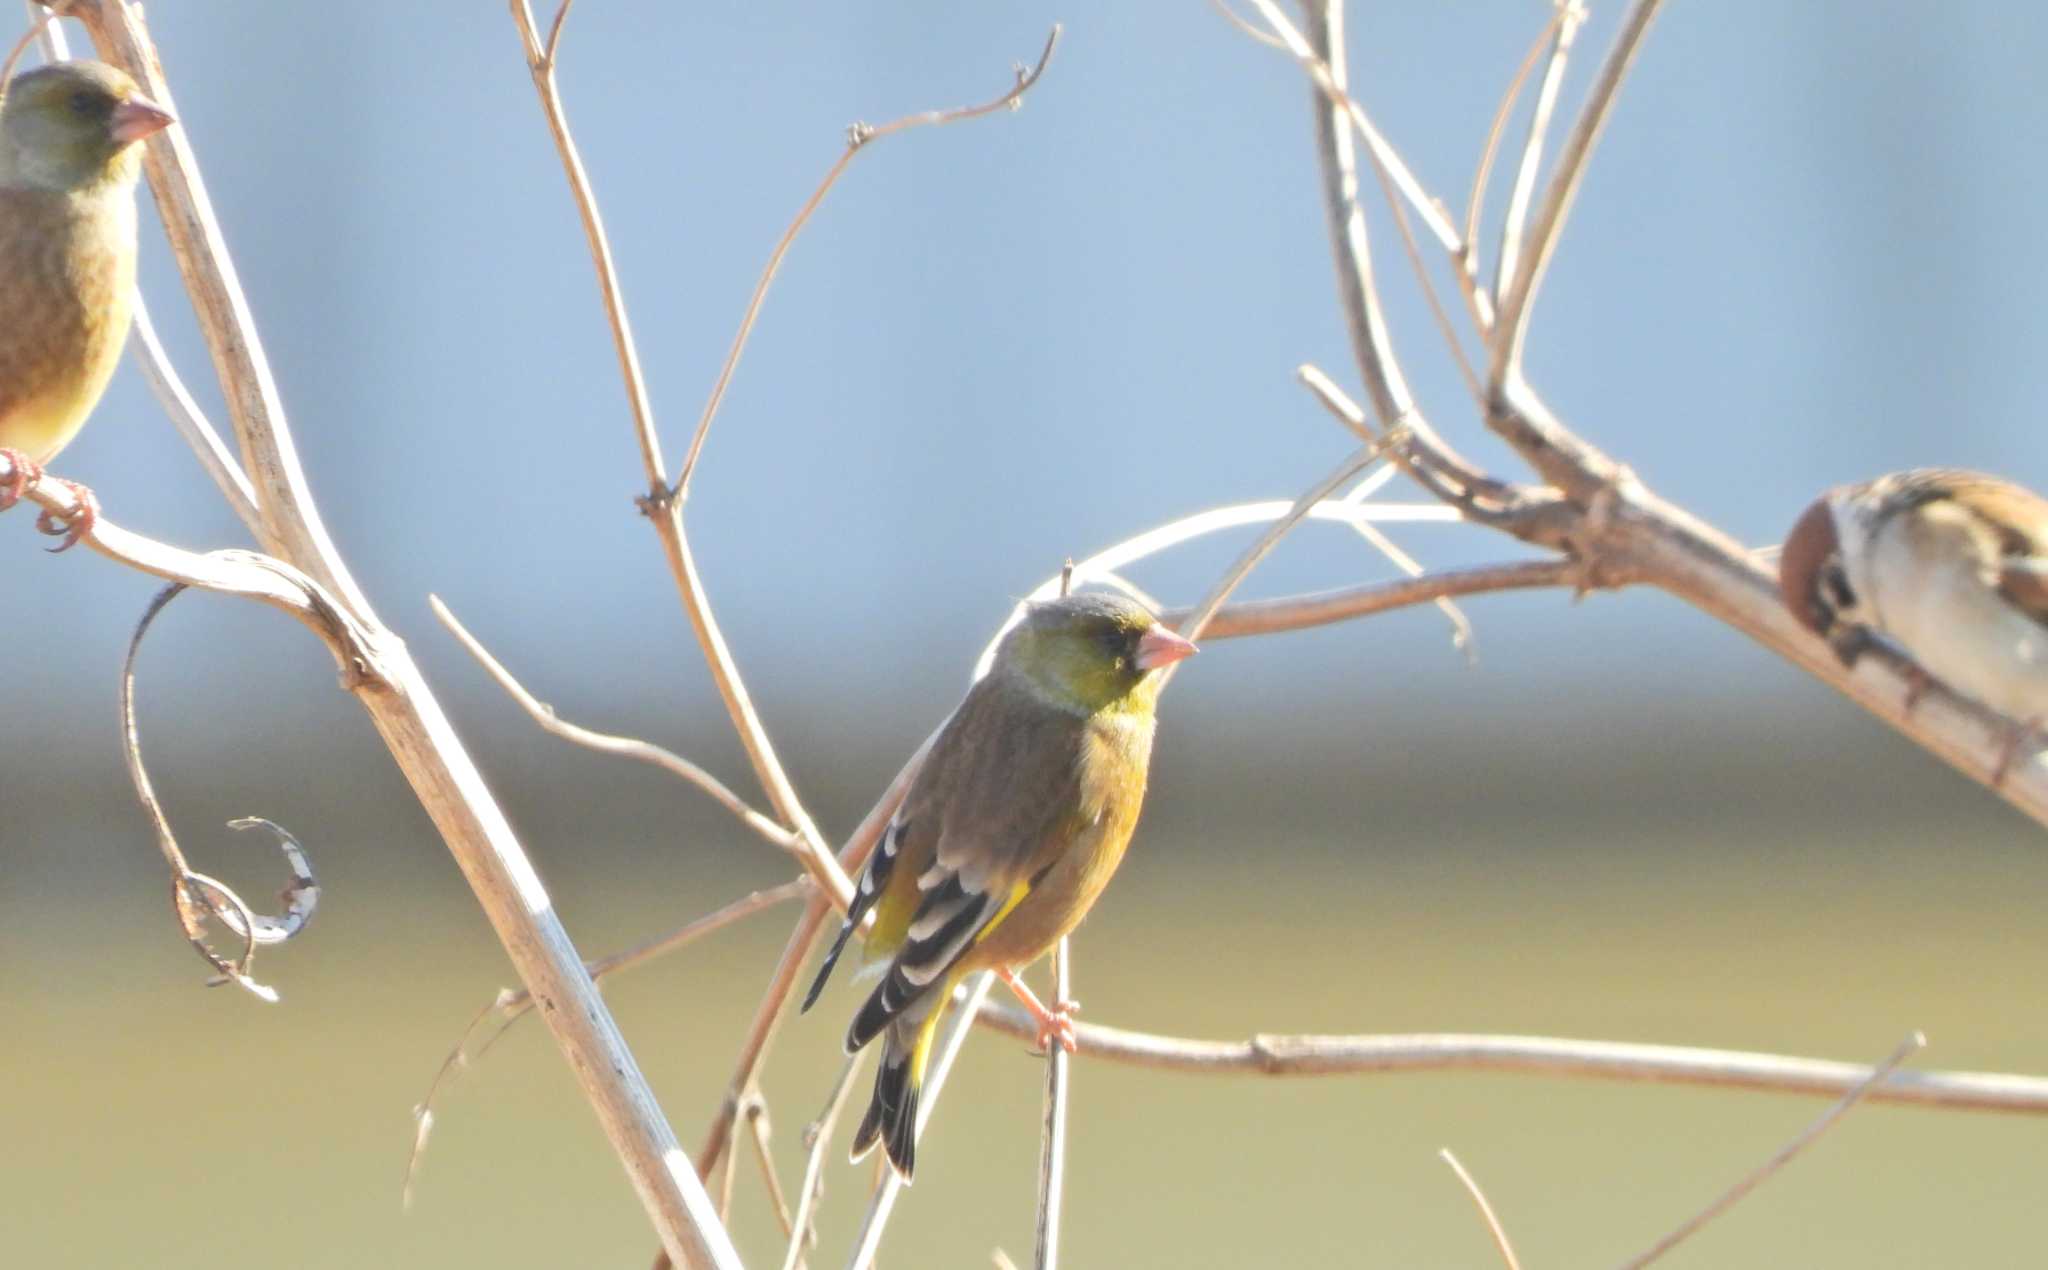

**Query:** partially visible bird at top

left=0, top=59, right=172, bottom=549
left=1780, top=467, right=2048, bottom=781
left=802, top=591, right=1198, bottom=1183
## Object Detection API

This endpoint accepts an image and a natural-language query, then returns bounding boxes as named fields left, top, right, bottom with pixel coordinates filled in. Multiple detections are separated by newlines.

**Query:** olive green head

left=994, top=592, right=1198, bottom=716
left=1, top=61, right=172, bottom=194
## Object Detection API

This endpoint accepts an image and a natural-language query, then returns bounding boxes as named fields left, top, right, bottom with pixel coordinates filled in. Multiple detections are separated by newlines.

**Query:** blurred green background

left=7, top=2, right=2048, bottom=1266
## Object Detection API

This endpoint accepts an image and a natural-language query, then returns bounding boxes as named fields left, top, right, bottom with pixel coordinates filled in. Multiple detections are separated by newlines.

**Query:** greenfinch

left=0, top=60, right=172, bottom=547
left=803, top=592, right=1197, bottom=1181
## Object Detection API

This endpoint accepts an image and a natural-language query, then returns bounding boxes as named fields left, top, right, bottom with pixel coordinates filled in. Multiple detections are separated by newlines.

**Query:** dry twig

left=1616, top=1032, right=1928, bottom=1268
left=1439, top=1149, right=1522, bottom=1270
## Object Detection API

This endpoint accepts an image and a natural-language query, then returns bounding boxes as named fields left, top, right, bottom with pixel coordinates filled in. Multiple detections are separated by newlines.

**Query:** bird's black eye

left=68, top=89, right=99, bottom=117
left=1821, top=560, right=1855, bottom=612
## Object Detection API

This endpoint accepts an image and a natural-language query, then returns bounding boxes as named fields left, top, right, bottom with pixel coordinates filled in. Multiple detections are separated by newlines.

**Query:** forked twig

left=1616, top=1032, right=1928, bottom=1268
left=675, top=26, right=1063, bottom=500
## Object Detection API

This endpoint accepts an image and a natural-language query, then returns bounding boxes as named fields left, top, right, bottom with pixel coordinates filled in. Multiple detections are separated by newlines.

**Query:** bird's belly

left=1876, top=565, right=2048, bottom=718
left=967, top=816, right=1134, bottom=971
left=0, top=190, right=135, bottom=464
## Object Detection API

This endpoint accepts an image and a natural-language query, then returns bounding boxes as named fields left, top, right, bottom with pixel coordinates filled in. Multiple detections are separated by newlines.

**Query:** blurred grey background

left=6, top=3, right=2048, bottom=1267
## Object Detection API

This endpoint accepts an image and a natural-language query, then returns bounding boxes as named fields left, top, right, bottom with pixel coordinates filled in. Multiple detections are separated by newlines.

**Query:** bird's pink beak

left=108, top=93, right=174, bottom=144
left=1134, top=624, right=1199, bottom=671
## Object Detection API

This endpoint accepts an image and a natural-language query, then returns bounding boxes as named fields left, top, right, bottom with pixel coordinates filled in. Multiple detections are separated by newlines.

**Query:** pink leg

left=996, top=965, right=1080, bottom=1055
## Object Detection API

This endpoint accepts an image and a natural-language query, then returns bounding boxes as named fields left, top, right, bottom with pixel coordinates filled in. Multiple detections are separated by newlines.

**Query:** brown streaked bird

left=801, top=591, right=1197, bottom=1182
left=1780, top=467, right=2048, bottom=778
left=0, top=60, right=172, bottom=548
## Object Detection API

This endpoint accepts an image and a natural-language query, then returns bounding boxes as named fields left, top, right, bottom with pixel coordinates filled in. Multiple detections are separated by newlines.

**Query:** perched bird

left=802, top=592, right=1197, bottom=1182
left=1780, top=467, right=2048, bottom=777
left=0, top=60, right=172, bottom=548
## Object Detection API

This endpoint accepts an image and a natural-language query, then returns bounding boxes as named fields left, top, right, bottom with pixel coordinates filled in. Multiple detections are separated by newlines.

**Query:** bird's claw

left=0, top=448, right=42, bottom=511
left=34, top=479, right=98, bottom=552
left=1032, top=999, right=1080, bottom=1056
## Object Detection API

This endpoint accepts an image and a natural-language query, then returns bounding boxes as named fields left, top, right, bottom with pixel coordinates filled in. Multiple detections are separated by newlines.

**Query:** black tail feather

left=800, top=916, right=859, bottom=1014
left=849, top=1040, right=918, bottom=1182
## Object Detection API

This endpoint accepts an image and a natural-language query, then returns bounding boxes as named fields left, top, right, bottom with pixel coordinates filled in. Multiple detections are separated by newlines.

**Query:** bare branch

left=431, top=595, right=803, bottom=855
left=1617, top=1032, right=1928, bottom=1269
left=1462, top=9, right=1565, bottom=333
left=1491, top=1, right=1586, bottom=360
left=1494, top=0, right=1665, bottom=384
left=1240, top=0, right=1464, bottom=263
left=1034, top=940, right=1073, bottom=1270
left=508, top=0, right=666, bottom=490
left=1164, top=559, right=1581, bottom=641
left=675, top=26, right=1063, bottom=500
left=1439, top=1149, right=1521, bottom=1270
left=406, top=880, right=806, bottom=1206
left=781, top=1056, right=863, bottom=1270
left=971, top=1007, right=2048, bottom=1115
left=120, top=585, right=323, bottom=1002
left=694, top=744, right=927, bottom=1180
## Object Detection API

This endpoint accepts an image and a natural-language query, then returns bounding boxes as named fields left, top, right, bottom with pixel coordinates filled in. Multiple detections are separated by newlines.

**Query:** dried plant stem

left=1616, top=1032, right=1928, bottom=1269
left=67, top=5, right=738, bottom=1264
left=509, top=0, right=664, bottom=486
left=1295, top=0, right=2048, bottom=829
left=971, top=1007, right=2047, bottom=1114
left=695, top=744, right=928, bottom=1180
left=1033, top=939, right=1073, bottom=1270
left=431, top=595, right=801, bottom=854
left=781, top=1056, right=864, bottom=1270
left=1439, top=1150, right=1522, bottom=1270
left=676, top=27, right=1062, bottom=499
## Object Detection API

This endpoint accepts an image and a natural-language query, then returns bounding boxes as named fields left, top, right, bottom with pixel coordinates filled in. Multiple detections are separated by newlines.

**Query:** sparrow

left=1780, top=467, right=2048, bottom=778
left=0, top=60, right=173, bottom=548
left=802, top=591, right=1197, bottom=1182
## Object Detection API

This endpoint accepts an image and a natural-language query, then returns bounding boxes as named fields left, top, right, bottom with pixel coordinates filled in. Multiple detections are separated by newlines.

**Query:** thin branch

left=1461, top=9, right=1564, bottom=333
left=431, top=595, right=802, bottom=855
left=1439, top=1149, right=1521, bottom=1270
left=406, top=880, right=806, bottom=1207
left=739, top=1092, right=796, bottom=1236
left=1616, top=1032, right=1928, bottom=1269
left=508, top=0, right=853, bottom=925
left=970, top=1007, right=2048, bottom=1115
left=1033, top=939, right=1072, bottom=1270
left=694, top=744, right=927, bottom=1180
left=675, top=26, right=1062, bottom=500
left=1164, top=559, right=1580, bottom=641
left=1169, top=443, right=1389, bottom=660
left=508, top=0, right=665, bottom=489
left=1241, top=0, right=1463, bottom=262
left=846, top=974, right=999, bottom=1270
left=1491, top=1, right=1585, bottom=358
left=975, top=489, right=1462, bottom=680
left=781, top=1056, right=863, bottom=1270
left=1493, top=0, right=1664, bottom=384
